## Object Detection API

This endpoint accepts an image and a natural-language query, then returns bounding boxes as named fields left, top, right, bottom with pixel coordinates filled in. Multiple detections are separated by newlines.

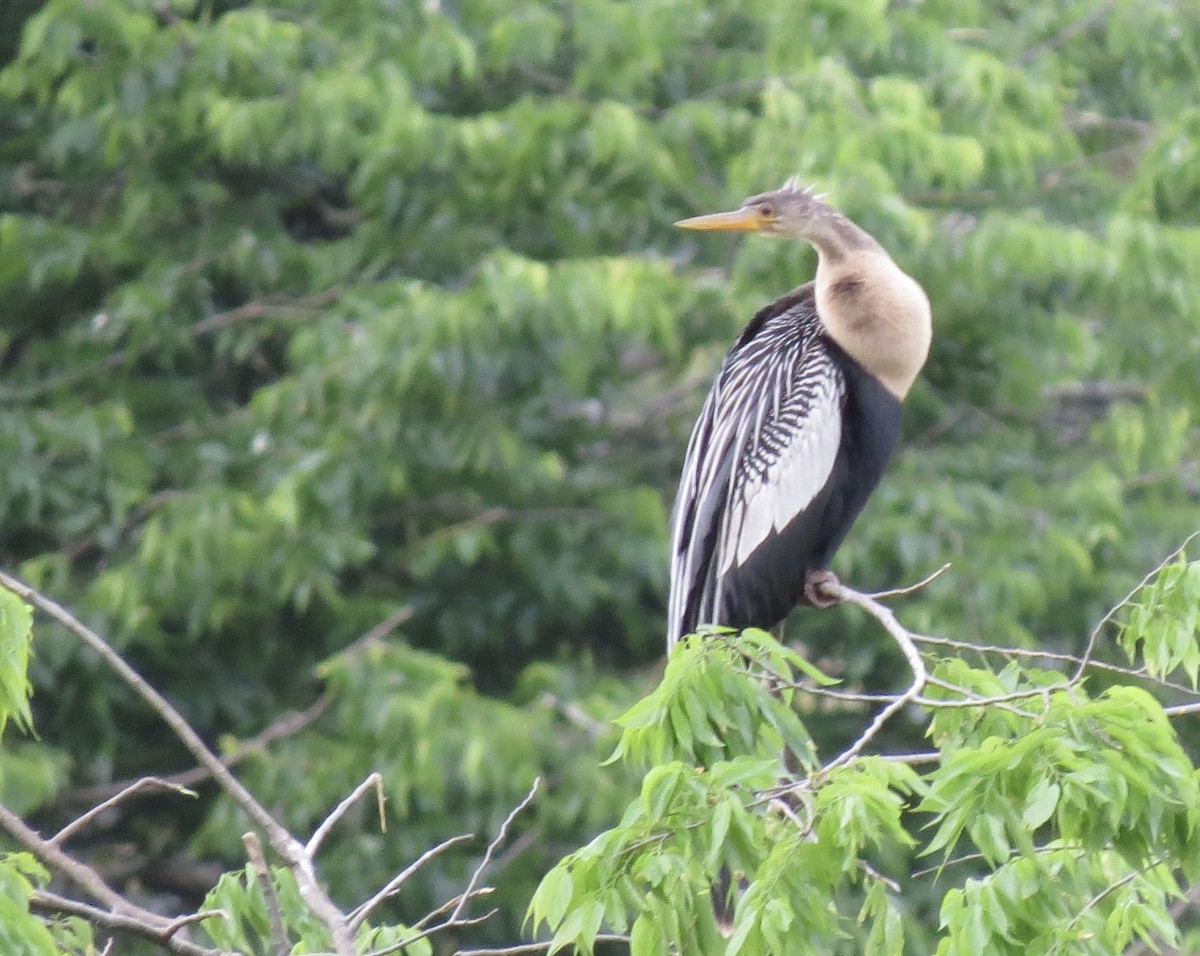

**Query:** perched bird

left=666, top=180, right=932, bottom=648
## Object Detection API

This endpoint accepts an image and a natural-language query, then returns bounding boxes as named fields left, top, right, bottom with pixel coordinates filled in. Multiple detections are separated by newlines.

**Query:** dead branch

left=307, top=772, right=384, bottom=857
left=28, top=890, right=223, bottom=956
left=244, top=832, right=289, bottom=956
left=349, top=833, right=476, bottom=932
left=452, top=778, right=541, bottom=923
left=65, top=691, right=332, bottom=807
left=52, top=777, right=197, bottom=844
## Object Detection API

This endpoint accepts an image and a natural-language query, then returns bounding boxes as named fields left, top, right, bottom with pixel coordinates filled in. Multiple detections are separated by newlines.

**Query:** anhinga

left=667, top=180, right=932, bottom=648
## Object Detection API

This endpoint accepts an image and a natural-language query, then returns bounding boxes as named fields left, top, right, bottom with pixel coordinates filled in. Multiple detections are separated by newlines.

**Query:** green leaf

left=707, top=797, right=733, bottom=869
left=533, top=865, right=574, bottom=929
left=0, top=590, right=33, bottom=737
left=1021, top=776, right=1060, bottom=830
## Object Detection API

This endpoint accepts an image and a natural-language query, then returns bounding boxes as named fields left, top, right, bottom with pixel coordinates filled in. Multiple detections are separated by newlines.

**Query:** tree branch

left=0, top=802, right=135, bottom=915
left=821, top=583, right=929, bottom=772
left=0, top=571, right=355, bottom=956
left=1074, top=530, right=1200, bottom=680
left=52, top=777, right=197, bottom=845
left=28, top=890, right=223, bottom=956
left=307, top=772, right=384, bottom=857
left=452, top=778, right=540, bottom=923
left=349, top=833, right=475, bottom=932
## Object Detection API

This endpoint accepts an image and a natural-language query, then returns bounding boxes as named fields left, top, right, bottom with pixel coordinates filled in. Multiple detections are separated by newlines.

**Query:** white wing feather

left=723, top=388, right=841, bottom=572
left=667, top=291, right=844, bottom=647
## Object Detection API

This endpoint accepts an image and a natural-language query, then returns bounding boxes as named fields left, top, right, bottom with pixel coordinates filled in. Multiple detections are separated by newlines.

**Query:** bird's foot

left=804, top=569, right=843, bottom=609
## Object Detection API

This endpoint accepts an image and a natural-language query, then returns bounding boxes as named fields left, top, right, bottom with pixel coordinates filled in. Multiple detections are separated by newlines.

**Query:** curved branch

left=821, top=582, right=929, bottom=772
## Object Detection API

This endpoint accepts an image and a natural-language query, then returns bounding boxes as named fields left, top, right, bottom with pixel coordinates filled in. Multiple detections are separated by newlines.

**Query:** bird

left=666, top=179, right=932, bottom=649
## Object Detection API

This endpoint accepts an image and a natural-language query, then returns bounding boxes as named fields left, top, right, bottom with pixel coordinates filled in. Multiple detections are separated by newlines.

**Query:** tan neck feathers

left=805, top=215, right=879, bottom=262
left=814, top=248, right=932, bottom=399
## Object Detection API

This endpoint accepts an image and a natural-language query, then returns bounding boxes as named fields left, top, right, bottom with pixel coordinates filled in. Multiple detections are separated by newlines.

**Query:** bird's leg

left=804, top=569, right=842, bottom=609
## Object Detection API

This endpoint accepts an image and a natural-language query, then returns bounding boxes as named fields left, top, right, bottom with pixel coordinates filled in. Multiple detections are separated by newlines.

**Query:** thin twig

left=1065, top=857, right=1166, bottom=933
left=409, top=888, right=495, bottom=933
left=361, top=910, right=499, bottom=956
left=1074, top=531, right=1200, bottom=681
left=922, top=675, right=1040, bottom=719
left=64, top=691, right=334, bottom=806
left=52, top=777, right=197, bottom=845
left=349, top=833, right=476, bottom=931
left=909, top=632, right=1200, bottom=699
left=822, top=584, right=928, bottom=772
left=307, top=772, right=384, bottom=857
left=334, top=606, right=415, bottom=661
left=162, top=910, right=231, bottom=936
left=867, top=563, right=952, bottom=600
left=450, top=778, right=541, bottom=923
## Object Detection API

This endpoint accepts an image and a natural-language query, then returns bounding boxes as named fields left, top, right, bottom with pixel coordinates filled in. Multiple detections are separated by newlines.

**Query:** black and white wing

left=666, top=287, right=845, bottom=648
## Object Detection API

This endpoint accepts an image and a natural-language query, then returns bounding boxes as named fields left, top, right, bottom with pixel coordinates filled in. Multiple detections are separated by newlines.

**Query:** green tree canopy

left=1, top=0, right=1199, bottom=952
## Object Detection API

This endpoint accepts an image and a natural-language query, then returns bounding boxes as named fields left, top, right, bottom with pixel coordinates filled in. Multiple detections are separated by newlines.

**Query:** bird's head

left=675, top=178, right=837, bottom=238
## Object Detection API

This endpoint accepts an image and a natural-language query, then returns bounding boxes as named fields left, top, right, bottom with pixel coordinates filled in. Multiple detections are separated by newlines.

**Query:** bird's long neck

left=801, top=215, right=932, bottom=400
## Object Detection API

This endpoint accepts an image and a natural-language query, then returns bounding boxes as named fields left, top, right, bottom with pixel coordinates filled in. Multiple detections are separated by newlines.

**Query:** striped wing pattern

left=667, top=290, right=845, bottom=648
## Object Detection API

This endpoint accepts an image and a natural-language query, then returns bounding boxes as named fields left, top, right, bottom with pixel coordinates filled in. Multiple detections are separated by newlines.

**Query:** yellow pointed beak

left=674, top=207, right=767, bottom=231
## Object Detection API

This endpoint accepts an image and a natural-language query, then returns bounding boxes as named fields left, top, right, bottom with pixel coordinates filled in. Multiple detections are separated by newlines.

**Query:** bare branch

left=349, top=833, right=476, bottom=932
left=360, top=910, right=499, bottom=956
left=822, top=584, right=928, bottom=771
left=867, top=563, right=952, bottom=600
left=0, top=571, right=356, bottom=956
left=333, top=605, right=415, bottom=661
left=65, top=602, right=411, bottom=810
left=1066, top=856, right=1167, bottom=934
left=409, top=887, right=495, bottom=932
left=0, top=802, right=133, bottom=914
left=451, top=777, right=541, bottom=923
left=66, top=690, right=333, bottom=806
left=881, top=752, right=942, bottom=766
left=29, top=890, right=222, bottom=956
left=307, top=772, right=384, bottom=857
left=53, top=777, right=197, bottom=845
left=245, top=832, right=289, bottom=956
left=909, top=632, right=1200, bottom=699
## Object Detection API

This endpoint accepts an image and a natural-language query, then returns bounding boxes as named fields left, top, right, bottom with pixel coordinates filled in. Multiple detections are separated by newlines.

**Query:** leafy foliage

left=0, top=853, right=92, bottom=956
left=533, top=575, right=1200, bottom=954
left=201, top=863, right=434, bottom=956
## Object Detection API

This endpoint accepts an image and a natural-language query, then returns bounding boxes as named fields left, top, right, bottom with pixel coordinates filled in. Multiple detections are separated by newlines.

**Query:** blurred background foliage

left=0, top=0, right=1198, bottom=948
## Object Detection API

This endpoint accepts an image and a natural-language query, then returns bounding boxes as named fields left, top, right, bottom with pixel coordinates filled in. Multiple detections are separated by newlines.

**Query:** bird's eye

left=759, top=204, right=774, bottom=217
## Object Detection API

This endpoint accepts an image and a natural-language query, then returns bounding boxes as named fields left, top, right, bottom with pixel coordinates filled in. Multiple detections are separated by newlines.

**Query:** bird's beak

left=675, top=207, right=765, bottom=231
